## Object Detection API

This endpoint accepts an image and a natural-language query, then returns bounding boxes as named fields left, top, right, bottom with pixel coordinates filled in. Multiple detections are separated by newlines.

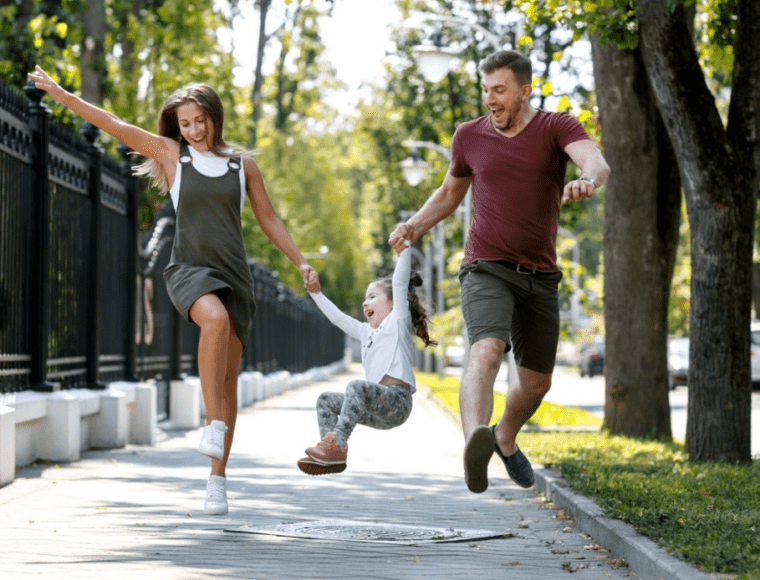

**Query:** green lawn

left=416, top=371, right=760, bottom=579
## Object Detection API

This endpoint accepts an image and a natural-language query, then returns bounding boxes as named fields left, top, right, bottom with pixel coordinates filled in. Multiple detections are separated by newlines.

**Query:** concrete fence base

left=1, top=356, right=348, bottom=488
left=0, top=382, right=156, bottom=488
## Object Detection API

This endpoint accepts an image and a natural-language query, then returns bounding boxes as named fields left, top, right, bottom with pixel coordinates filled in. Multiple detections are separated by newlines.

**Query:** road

left=447, top=363, right=760, bottom=457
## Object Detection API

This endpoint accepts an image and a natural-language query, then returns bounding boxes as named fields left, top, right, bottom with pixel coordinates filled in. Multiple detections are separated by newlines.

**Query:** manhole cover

left=225, top=518, right=509, bottom=544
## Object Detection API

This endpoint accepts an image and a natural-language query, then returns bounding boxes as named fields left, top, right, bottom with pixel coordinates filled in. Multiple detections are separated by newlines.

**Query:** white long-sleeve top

left=309, top=248, right=417, bottom=392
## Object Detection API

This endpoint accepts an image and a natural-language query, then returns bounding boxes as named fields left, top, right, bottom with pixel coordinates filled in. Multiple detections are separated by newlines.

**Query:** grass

left=416, top=371, right=760, bottom=579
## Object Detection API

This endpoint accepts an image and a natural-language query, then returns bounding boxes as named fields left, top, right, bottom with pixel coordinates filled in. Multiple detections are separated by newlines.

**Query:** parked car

left=751, top=322, right=760, bottom=388
left=445, top=336, right=465, bottom=367
left=579, top=338, right=604, bottom=378
left=667, top=337, right=689, bottom=390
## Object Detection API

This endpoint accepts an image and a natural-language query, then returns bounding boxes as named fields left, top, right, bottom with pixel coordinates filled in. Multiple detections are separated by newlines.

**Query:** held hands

left=300, top=263, right=320, bottom=293
left=562, top=178, right=596, bottom=204
left=388, top=222, right=414, bottom=255
left=27, top=66, right=67, bottom=103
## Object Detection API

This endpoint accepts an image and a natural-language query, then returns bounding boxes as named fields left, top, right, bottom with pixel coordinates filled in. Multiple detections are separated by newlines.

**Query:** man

left=389, top=50, right=610, bottom=494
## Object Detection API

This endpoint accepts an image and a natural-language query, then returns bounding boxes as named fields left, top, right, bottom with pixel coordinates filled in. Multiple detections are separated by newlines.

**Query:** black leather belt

left=493, top=260, right=540, bottom=275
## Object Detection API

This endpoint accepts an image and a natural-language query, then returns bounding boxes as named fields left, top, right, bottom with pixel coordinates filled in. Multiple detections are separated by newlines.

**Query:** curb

left=534, top=469, right=713, bottom=580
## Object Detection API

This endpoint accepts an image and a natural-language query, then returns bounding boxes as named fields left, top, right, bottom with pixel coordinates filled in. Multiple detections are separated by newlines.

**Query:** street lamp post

left=410, top=15, right=504, bottom=82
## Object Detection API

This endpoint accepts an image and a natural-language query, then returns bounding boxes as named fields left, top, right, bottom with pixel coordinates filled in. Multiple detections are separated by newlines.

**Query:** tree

left=80, top=0, right=106, bottom=105
left=591, top=38, right=680, bottom=439
left=636, top=0, right=758, bottom=462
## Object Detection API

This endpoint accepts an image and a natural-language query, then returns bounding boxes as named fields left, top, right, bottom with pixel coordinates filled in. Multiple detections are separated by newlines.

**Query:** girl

left=28, top=66, right=319, bottom=515
left=298, top=243, right=436, bottom=475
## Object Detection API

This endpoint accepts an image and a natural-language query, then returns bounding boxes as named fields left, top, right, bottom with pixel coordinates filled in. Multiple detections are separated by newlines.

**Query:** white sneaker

left=198, top=420, right=227, bottom=460
left=204, top=475, right=228, bottom=516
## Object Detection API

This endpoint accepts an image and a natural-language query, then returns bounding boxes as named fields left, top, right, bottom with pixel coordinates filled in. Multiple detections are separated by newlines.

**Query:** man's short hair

left=478, top=51, right=532, bottom=87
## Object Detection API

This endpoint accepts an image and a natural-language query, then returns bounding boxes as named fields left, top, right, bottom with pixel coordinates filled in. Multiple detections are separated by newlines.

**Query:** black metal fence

left=0, top=79, right=344, bottom=401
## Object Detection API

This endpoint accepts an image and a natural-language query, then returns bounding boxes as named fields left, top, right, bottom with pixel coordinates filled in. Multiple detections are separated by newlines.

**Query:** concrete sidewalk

left=0, top=364, right=692, bottom=580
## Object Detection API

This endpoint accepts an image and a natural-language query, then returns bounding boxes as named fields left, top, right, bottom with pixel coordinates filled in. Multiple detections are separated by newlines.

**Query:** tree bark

left=592, top=38, right=680, bottom=439
left=250, top=0, right=271, bottom=147
left=81, top=0, right=107, bottom=106
left=637, top=0, right=758, bottom=463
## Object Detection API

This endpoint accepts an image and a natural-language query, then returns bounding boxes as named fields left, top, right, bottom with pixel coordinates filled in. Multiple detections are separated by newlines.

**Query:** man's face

left=481, top=67, right=530, bottom=132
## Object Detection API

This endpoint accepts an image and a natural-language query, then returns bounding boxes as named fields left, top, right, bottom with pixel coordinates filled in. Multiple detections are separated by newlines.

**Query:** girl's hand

left=27, top=66, right=67, bottom=103
left=300, top=264, right=321, bottom=293
left=389, top=222, right=414, bottom=255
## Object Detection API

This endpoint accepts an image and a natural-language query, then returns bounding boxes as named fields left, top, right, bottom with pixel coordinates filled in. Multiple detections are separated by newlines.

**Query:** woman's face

left=177, top=101, right=213, bottom=151
left=362, top=282, right=393, bottom=329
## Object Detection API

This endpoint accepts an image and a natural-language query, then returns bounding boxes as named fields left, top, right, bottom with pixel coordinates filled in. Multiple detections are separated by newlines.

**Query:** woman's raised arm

left=27, top=66, right=177, bottom=168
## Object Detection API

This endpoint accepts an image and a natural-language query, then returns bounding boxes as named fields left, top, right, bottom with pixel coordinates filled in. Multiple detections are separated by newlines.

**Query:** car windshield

left=751, top=330, right=760, bottom=346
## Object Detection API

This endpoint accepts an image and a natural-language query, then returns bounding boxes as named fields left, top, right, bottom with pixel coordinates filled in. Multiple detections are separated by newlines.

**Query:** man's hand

left=562, top=178, right=595, bottom=204
left=300, top=264, right=320, bottom=293
left=388, top=222, right=414, bottom=255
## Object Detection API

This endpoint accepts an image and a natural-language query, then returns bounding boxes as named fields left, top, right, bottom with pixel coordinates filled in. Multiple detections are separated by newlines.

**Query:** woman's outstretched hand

left=27, top=66, right=67, bottom=103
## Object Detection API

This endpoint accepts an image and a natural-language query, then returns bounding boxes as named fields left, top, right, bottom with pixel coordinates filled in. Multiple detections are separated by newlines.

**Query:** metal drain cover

left=225, top=518, right=508, bottom=544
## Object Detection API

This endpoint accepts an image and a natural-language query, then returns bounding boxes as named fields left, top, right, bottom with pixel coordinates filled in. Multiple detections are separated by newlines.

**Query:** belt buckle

left=516, top=263, right=534, bottom=275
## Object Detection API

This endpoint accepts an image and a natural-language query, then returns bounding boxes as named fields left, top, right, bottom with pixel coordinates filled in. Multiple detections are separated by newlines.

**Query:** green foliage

left=250, top=121, right=377, bottom=309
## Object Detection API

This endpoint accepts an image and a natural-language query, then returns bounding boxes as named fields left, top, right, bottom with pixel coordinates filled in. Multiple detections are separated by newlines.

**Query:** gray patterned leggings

left=316, top=379, right=413, bottom=447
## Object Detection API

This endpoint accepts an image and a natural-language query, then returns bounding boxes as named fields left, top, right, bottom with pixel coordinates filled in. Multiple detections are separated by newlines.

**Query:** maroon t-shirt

left=451, top=110, right=590, bottom=271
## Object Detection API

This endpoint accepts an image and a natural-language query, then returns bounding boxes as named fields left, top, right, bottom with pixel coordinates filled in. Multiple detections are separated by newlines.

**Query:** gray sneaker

left=490, top=425, right=534, bottom=488
left=463, top=425, right=495, bottom=493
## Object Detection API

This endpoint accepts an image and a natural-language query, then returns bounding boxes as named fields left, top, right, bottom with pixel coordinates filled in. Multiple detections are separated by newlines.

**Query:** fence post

left=80, top=121, right=106, bottom=390
left=24, top=80, right=57, bottom=392
left=119, top=143, right=139, bottom=381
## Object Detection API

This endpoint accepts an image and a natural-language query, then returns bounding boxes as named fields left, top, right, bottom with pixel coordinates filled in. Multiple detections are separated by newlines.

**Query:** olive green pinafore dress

left=163, top=143, right=256, bottom=348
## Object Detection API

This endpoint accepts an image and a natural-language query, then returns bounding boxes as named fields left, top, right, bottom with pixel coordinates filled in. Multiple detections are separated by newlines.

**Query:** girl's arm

left=27, top=66, right=177, bottom=170
left=391, top=246, right=412, bottom=315
left=309, top=292, right=363, bottom=340
left=243, top=156, right=319, bottom=291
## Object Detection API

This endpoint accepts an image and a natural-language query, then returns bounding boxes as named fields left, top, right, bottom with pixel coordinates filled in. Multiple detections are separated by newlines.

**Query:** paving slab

left=0, top=364, right=640, bottom=580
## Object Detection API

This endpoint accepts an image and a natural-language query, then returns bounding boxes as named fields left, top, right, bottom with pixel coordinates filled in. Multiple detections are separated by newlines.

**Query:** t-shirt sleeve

left=449, top=125, right=473, bottom=178
left=553, top=112, right=592, bottom=150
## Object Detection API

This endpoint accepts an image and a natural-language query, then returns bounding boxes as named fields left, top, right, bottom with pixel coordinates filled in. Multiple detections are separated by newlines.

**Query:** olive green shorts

left=458, top=260, right=563, bottom=374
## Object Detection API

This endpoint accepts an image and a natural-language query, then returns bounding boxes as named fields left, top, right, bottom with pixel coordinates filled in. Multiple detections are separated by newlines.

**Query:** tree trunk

left=250, top=0, right=271, bottom=147
left=592, top=38, right=681, bottom=439
left=81, top=0, right=107, bottom=106
left=637, top=0, right=758, bottom=463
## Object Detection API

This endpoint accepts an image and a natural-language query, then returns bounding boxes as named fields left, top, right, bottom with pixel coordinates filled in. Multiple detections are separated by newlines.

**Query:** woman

left=28, top=66, right=319, bottom=515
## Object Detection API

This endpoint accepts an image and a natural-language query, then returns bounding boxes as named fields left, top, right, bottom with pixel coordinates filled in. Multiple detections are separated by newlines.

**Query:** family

left=28, top=49, right=610, bottom=515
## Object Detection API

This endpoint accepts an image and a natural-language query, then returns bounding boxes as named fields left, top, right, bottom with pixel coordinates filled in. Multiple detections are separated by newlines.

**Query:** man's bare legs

left=459, top=337, right=505, bottom=442
left=460, top=337, right=552, bottom=451
left=460, top=337, right=552, bottom=491
left=493, top=366, right=552, bottom=456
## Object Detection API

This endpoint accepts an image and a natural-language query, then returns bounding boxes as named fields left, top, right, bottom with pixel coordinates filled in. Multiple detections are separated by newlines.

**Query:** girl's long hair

left=133, top=83, right=243, bottom=192
left=375, top=271, right=438, bottom=347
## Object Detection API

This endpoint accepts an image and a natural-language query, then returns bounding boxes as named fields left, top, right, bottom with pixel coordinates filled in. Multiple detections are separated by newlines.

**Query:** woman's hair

left=133, top=83, right=240, bottom=192
left=374, top=271, right=438, bottom=348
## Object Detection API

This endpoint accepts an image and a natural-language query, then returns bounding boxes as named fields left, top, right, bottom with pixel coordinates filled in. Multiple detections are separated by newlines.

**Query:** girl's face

left=177, top=102, right=213, bottom=151
left=363, top=282, right=392, bottom=329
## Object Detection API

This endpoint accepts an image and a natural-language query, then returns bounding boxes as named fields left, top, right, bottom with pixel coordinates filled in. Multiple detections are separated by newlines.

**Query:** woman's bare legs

left=212, top=328, right=242, bottom=477
left=189, top=294, right=231, bottom=423
left=188, top=293, right=244, bottom=477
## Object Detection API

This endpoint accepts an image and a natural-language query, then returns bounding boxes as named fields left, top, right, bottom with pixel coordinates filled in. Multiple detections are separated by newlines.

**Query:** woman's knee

left=192, top=296, right=230, bottom=334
